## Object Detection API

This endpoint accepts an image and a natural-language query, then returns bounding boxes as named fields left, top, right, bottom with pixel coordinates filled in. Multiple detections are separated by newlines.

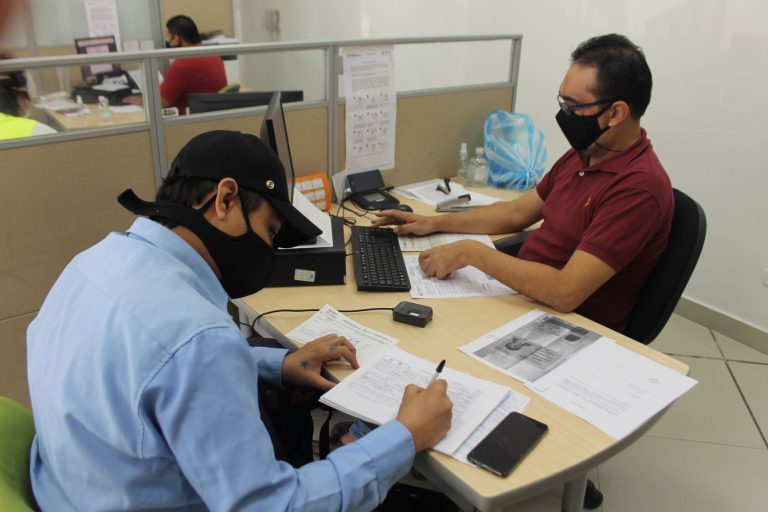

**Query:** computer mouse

left=395, top=204, right=413, bottom=212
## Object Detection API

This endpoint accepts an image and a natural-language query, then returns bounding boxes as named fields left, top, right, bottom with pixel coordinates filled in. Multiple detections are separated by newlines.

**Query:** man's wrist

left=431, top=214, right=446, bottom=233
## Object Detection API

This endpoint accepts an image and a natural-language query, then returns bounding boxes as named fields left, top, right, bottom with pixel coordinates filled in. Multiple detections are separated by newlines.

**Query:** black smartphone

left=467, top=412, right=548, bottom=477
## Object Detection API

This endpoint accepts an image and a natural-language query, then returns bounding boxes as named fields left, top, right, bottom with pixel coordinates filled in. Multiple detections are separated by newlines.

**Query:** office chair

left=494, top=188, right=707, bottom=345
left=492, top=188, right=706, bottom=508
left=218, top=83, right=241, bottom=93
left=623, top=188, right=706, bottom=344
left=0, top=396, right=37, bottom=512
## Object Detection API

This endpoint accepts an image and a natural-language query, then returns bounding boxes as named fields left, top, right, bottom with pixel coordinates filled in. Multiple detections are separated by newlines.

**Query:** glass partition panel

left=236, top=49, right=326, bottom=103
left=338, top=40, right=512, bottom=97
left=31, top=0, right=154, bottom=48
left=16, top=60, right=149, bottom=136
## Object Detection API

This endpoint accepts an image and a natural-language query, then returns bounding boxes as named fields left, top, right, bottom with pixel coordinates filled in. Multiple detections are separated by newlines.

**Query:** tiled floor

left=320, top=313, right=768, bottom=511
left=488, top=314, right=768, bottom=511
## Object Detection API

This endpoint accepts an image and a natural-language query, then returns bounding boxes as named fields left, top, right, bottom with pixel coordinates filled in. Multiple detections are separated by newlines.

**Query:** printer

left=73, top=70, right=141, bottom=106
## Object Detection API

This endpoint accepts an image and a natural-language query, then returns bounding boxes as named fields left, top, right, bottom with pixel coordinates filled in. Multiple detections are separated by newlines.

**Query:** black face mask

left=555, top=104, right=612, bottom=152
left=118, top=190, right=276, bottom=299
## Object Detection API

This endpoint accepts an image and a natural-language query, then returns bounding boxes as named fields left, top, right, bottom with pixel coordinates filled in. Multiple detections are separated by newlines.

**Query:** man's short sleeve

left=160, top=61, right=187, bottom=105
left=577, top=187, right=662, bottom=272
left=536, top=150, right=574, bottom=201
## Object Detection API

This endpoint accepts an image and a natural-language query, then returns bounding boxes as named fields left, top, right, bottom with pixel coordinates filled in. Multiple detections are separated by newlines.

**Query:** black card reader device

left=347, top=169, right=399, bottom=210
left=393, top=301, right=433, bottom=327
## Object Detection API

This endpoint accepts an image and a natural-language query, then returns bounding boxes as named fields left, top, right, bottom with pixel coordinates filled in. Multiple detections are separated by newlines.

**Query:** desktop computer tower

left=265, top=216, right=346, bottom=287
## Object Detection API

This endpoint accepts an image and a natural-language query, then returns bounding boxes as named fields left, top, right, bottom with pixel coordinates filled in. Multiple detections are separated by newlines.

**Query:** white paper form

left=285, top=305, right=398, bottom=366
left=319, top=347, right=510, bottom=455
left=287, top=187, right=333, bottom=249
left=84, top=0, right=121, bottom=50
left=404, top=255, right=517, bottom=299
left=461, top=310, right=610, bottom=387
left=530, top=341, right=697, bottom=439
left=452, top=391, right=531, bottom=465
left=342, top=46, right=396, bottom=171
left=399, top=233, right=494, bottom=252
left=393, top=179, right=500, bottom=207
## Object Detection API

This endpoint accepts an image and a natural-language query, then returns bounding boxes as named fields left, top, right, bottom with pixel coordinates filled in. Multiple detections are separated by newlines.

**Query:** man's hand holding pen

left=395, top=359, right=453, bottom=452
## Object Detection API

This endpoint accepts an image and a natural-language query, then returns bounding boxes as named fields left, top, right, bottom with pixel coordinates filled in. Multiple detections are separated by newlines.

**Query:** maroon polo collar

left=576, top=128, right=650, bottom=174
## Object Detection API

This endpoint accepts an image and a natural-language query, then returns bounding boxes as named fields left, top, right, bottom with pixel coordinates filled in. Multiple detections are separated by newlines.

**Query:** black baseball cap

left=119, top=130, right=321, bottom=247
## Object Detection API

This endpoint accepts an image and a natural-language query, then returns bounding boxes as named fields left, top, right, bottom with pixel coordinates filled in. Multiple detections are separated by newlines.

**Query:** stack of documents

left=403, top=255, right=517, bottom=299
left=398, top=232, right=494, bottom=252
left=286, top=304, right=532, bottom=464
left=460, top=310, right=698, bottom=439
left=286, top=305, right=398, bottom=366
left=394, top=179, right=500, bottom=207
left=320, top=346, right=530, bottom=460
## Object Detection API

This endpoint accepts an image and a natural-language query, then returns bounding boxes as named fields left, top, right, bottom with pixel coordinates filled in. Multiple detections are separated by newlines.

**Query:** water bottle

left=456, top=142, right=469, bottom=181
left=75, top=94, right=87, bottom=124
left=97, top=96, right=113, bottom=122
left=466, top=147, right=489, bottom=187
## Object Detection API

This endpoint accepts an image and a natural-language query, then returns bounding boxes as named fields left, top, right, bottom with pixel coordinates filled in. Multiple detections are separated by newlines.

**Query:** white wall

left=237, top=0, right=768, bottom=333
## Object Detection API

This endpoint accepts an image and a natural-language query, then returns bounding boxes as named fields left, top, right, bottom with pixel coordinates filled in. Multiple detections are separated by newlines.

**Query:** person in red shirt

left=124, top=15, right=227, bottom=114
left=372, top=34, right=673, bottom=334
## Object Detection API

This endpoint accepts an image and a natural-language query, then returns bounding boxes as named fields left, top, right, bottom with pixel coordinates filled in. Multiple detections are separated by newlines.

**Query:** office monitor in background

left=260, top=91, right=296, bottom=203
left=187, top=90, right=303, bottom=114
left=74, top=36, right=119, bottom=82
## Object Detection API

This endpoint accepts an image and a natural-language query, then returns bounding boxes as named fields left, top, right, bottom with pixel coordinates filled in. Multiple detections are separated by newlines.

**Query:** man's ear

left=212, top=178, right=240, bottom=220
left=607, top=100, right=630, bottom=127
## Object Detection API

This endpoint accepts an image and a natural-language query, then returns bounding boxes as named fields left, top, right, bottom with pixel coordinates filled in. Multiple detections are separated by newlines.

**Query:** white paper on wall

left=84, top=0, right=121, bottom=50
left=341, top=46, right=396, bottom=172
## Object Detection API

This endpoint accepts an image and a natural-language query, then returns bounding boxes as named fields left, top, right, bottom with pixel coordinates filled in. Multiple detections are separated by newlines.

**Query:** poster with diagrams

left=341, top=46, right=396, bottom=171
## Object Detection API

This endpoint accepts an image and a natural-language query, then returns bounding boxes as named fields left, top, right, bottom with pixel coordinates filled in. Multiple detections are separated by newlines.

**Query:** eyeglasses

left=557, top=95, right=615, bottom=116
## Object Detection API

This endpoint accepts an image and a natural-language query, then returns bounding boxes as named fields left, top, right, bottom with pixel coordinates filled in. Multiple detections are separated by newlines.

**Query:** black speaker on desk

left=265, top=216, right=346, bottom=287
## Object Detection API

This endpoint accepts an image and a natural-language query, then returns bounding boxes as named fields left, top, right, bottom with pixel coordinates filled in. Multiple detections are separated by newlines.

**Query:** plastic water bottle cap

left=475, top=147, right=484, bottom=156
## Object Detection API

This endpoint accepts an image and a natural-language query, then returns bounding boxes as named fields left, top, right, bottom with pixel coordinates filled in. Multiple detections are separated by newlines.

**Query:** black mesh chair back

left=623, top=188, right=707, bottom=344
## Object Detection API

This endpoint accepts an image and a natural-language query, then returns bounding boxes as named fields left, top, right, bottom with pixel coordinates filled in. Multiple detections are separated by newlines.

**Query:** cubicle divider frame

left=0, top=34, right=522, bottom=188
left=0, top=36, right=522, bottom=403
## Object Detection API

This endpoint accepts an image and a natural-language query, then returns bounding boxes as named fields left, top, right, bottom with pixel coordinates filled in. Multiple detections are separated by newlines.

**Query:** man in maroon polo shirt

left=372, top=34, right=673, bottom=334
left=124, top=15, right=226, bottom=114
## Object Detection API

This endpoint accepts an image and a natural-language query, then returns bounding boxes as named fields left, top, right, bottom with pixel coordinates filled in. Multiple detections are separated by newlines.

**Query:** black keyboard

left=351, top=226, right=411, bottom=292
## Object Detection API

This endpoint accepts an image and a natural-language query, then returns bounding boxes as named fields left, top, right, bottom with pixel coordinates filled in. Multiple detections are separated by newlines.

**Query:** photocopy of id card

left=286, top=304, right=398, bottom=366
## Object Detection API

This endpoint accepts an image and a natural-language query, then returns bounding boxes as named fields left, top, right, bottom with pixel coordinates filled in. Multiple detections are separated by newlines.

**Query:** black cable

left=250, top=306, right=395, bottom=331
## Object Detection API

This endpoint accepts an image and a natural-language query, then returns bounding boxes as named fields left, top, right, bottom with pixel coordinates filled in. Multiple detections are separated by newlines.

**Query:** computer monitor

left=260, top=92, right=295, bottom=203
left=74, top=36, right=119, bottom=81
left=188, top=90, right=303, bottom=114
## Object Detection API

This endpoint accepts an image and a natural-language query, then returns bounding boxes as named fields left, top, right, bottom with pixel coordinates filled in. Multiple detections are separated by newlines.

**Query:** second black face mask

left=118, top=190, right=276, bottom=298
left=555, top=106, right=611, bottom=152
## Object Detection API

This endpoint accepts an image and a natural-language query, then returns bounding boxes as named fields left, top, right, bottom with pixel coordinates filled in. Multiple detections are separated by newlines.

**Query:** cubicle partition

left=0, top=35, right=521, bottom=405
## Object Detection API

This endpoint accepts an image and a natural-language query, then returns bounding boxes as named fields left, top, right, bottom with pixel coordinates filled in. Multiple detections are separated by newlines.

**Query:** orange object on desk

left=295, top=173, right=331, bottom=211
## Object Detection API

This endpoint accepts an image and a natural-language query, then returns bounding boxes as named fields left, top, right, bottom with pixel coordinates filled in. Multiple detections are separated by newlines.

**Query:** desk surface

left=239, top=187, right=689, bottom=511
left=41, top=104, right=146, bottom=131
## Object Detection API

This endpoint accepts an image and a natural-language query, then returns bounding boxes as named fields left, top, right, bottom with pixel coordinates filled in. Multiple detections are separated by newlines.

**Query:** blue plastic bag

left=484, top=111, right=547, bottom=190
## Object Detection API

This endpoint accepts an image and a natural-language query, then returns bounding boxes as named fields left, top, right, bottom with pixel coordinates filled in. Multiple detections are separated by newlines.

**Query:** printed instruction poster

left=84, top=0, right=121, bottom=50
left=341, top=46, right=396, bottom=171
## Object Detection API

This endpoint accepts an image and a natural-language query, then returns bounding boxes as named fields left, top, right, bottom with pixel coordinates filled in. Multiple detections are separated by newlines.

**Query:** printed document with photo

left=460, top=310, right=698, bottom=439
left=460, top=310, right=608, bottom=386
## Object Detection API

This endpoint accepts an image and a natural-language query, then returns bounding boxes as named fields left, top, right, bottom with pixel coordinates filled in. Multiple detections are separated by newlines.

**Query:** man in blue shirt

left=27, top=130, right=453, bottom=511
